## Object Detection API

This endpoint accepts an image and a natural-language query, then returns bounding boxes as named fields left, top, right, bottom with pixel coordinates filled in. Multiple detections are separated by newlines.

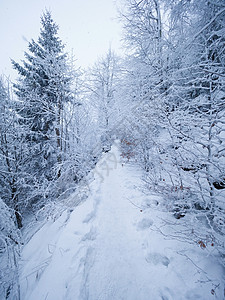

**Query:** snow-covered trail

left=79, top=148, right=156, bottom=300
left=19, top=142, right=224, bottom=300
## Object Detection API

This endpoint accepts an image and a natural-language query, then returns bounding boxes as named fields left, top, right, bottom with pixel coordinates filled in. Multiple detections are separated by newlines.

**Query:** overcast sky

left=0, top=0, right=123, bottom=80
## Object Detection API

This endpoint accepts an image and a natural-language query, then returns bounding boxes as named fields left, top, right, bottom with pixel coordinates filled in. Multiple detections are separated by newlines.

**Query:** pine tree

left=11, top=10, right=74, bottom=192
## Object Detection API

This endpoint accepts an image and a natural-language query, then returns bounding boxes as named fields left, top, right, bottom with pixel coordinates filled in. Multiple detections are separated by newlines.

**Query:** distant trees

left=87, top=48, right=120, bottom=152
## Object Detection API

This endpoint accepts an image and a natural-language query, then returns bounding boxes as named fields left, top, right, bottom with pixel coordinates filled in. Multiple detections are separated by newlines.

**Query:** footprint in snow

left=81, top=227, right=97, bottom=242
left=160, top=287, right=175, bottom=300
left=145, top=252, right=170, bottom=267
left=83, top=197, right=100, bottom=223
left=137, top=218, right=153, bottom=230
left=83, top=210, right=96, bottom=223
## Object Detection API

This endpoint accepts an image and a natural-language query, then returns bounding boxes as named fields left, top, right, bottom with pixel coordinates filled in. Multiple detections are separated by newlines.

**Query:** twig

left=126, top=197, right=143, bottom=209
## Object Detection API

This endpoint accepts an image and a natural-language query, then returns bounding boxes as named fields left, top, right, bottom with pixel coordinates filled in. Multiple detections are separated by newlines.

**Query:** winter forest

left=0, top=0, right=225, bottom=299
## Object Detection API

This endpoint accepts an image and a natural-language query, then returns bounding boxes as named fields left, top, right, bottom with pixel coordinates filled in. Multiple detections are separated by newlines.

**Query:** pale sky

left=0, top=0, right=123, bottom=80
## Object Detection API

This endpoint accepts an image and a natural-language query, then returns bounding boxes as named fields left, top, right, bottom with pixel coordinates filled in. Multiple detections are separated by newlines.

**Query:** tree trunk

left=12, top=182, right=22, bottom=229
left=56, top=98, right=62, bottom=178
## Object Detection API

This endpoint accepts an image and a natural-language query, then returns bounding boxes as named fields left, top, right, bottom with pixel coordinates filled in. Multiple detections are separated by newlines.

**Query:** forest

left=0, top=0, right=225, bottom=299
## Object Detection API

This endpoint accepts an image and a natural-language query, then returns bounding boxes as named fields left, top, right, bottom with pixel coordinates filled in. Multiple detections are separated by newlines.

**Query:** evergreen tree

left=11, top=10, right=74, bottom=198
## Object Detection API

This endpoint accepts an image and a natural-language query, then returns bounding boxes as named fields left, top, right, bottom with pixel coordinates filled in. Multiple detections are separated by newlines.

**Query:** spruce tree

left=12, top=10, right=73, bottom=203
left=12, top=10, right=72, bottom=141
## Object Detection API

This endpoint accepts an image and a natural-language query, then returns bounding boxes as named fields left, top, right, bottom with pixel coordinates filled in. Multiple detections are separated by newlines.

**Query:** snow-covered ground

left=19, top=142, right=224, bottom=300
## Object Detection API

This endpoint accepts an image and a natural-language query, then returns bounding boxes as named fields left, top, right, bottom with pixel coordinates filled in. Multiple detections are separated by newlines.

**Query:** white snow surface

left=19, top=142, right=224, bottom=300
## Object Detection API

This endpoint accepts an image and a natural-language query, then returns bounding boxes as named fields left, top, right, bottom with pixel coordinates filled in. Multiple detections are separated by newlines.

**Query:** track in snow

left=19, top=142, right=224, bottom=300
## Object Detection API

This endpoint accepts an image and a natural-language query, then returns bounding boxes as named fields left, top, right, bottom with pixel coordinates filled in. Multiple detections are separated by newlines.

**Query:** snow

left=19, top=142, right=224, bottom=300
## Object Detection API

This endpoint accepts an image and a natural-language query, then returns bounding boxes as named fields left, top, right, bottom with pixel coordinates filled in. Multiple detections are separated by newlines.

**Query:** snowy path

left=79, top=149, right=156, bottom=300
left=19, top=143, right=224, bottom=300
